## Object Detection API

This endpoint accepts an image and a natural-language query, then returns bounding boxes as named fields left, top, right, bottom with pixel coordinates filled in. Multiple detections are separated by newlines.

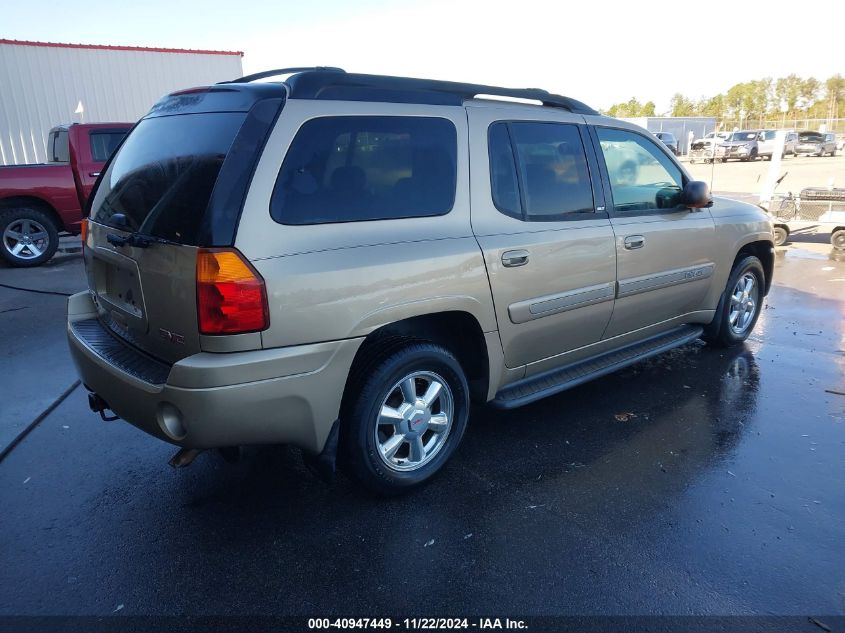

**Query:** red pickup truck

left=0, top=122, right=132, bottom=267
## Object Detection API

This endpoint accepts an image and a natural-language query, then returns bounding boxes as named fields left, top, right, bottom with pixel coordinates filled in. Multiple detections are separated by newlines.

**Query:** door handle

left=502, top=249, right=529, bottom=267
left=624, top=235, right=645, bottom=250
left=89, top=172, right=101, bottom=177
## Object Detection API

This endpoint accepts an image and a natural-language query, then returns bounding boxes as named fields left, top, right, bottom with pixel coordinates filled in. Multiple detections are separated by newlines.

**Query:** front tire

left=832, top=229, right=845, bottom=251
left=341, top=342, right=469, bottom=495
left=703, top=256, right=765, bottom=348
left=0, top=208, right=60, bottom=267
left=773, top=226, right=789, bottom=247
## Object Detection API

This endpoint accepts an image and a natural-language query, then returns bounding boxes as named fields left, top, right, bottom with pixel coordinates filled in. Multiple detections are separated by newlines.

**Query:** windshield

left=798, top=132, right=823, bottom=141
left=90, top=113, right=246, bottom=245
left=728, top=132, right=758, bottom=142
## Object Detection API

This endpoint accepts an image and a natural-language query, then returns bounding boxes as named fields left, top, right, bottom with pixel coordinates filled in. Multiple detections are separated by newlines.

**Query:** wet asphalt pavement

left=0, top=238, right=843, bottom=618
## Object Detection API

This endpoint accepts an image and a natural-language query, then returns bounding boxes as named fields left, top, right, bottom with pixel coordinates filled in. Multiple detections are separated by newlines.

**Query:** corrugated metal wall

left=0, top=43, right=243, bottom=165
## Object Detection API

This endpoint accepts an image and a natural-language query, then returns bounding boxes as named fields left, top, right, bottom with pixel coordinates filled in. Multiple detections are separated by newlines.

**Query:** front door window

left=596, top=128, right=684, bottom=213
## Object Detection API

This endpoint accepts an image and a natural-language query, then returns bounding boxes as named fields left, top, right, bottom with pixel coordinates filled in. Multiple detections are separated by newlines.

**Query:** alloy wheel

left=374, top=371, right=454, bottom=472
left=729, top=273, right=759, bottom=335
left=3, top=218, right=50, bottom=261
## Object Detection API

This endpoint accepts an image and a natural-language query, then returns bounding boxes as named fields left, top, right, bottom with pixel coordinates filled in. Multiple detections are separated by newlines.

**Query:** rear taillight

left=80, top=218, right=88, bottom=250
left=196, top=248, right=269, bottom=335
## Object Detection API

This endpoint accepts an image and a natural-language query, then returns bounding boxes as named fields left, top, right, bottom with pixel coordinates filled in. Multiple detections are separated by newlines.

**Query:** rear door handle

left=624, top=235, right=645, bottom=250
left=502, top=249, right=529, bottom=267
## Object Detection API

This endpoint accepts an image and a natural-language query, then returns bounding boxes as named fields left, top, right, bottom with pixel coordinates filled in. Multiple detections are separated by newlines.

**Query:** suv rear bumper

left=66, top=292, right=362, bottom=454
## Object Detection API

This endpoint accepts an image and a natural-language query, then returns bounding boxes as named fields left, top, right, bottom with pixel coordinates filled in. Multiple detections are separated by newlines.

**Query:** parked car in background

left=794, top=131, right=837, bottom=157
left=0, top=122, right=132, bottom=266
left=689, top=132, right=730, bottom=163
left=757, top=129, right=797, bottom=159
left=720, top=130, right=763, bottom=161
left=653, top=132, right=679, bottom=155
left=67, top=69, right=774, bottom=495
left=836, top=135, right=845, bottom=152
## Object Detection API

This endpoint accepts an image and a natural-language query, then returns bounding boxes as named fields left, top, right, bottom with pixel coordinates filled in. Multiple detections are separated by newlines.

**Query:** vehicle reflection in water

left=828, top=248, right=845, bottom=264
left=459, top=343, right=761, bottom=515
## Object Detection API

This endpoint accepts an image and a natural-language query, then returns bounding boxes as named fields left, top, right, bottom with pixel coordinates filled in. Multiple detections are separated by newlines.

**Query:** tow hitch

left=168, top=448, right=202, bottom=468
left=88, top=392, right=119, bottom=422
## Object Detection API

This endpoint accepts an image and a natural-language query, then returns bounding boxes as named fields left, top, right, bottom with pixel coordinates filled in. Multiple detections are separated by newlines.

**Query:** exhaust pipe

left=168, top=448, right=202, bottom=468
left=87, top=392, right=118, bottom=422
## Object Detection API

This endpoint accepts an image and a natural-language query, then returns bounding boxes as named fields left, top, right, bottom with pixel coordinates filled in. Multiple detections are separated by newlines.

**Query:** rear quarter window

left=270, top=116, right=457, bottom=225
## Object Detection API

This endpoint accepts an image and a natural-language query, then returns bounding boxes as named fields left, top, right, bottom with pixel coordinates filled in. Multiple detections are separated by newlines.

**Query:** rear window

left=488, top=121, right=594, bottom=221
left=49, top=130, right=69, bottom=163
left=89, top=130, right=128, bottom=162
left=270, top=116, right=457, bottom=225
left=90, top=113, right=245, bottom=244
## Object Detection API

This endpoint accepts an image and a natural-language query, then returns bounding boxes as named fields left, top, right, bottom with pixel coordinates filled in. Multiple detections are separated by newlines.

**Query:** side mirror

left=681, top=180, right=712, bottom=208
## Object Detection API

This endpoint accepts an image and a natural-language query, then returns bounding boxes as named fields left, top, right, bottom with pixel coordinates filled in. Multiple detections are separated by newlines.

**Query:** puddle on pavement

left=781, top=247, right=829, bottom=261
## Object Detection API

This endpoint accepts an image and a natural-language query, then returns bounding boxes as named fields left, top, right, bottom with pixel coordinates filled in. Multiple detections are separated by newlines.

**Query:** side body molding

left=508, top=282, right=615, bottom=324
left=617, top=263, right=715, bottom=299
left=507, top=263, right=715, bottom=325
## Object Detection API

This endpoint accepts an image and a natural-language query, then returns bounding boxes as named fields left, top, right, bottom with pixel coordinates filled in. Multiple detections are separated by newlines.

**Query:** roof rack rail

left=222, top=68, right=598, bottom=115
left=221, top=66, right=346, bottom=84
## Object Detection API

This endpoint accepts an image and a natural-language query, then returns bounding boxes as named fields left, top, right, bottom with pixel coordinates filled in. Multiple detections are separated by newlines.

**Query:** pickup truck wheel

left=773, top=226, right=789, bottom=247
left=703, top=256, right=765, bottom=348
left=832, top=229, right=845, bottom=251
left=0, top=208, right=59, bottom=267
left=342, top=342, right=469, bottom=496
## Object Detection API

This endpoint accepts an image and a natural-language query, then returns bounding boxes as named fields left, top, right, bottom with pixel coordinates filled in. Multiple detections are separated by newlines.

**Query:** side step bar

left=492, top=325, right=704, bottom=409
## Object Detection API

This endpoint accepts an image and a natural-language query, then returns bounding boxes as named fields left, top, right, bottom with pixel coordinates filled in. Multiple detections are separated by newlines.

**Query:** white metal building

left=0, top=39, right=244, bottom=165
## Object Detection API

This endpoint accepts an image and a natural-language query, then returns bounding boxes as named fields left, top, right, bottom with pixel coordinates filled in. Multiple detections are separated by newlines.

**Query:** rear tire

left=703, top=256, right=765, bottom=348
left=0, top=208, right=60, bottom=267
left=341, top=341, right=469, bottom=495
left=832, top=229, right=845, bottom=251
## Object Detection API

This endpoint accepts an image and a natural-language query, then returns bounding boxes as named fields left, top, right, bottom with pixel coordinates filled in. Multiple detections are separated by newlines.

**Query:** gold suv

left=67, top=69, right=774, bottom=494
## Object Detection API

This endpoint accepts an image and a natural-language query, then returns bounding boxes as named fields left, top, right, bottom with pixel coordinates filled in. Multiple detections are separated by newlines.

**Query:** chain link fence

left=715, top=118, right=845, bottom=133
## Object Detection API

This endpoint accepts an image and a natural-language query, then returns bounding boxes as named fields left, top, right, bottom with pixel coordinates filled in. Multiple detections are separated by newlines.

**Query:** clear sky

left=3, top=0, right=843, bottom=112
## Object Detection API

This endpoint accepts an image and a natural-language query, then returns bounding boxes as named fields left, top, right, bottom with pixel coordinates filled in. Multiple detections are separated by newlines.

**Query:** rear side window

left=50, top=130, right=69, bottom=163
left=89, top=130, right=128, bottom=162
left=488, top=121, right=594, bottom=221
left=271, top=116, right=457, bottom=225
left=90, top=113, right=246, bottom=244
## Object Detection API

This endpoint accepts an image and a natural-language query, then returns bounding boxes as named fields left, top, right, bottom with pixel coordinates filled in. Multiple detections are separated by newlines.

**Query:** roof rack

left=221, top=66, right=346, bottom=84
left=222, top=68, right=597, bottom=115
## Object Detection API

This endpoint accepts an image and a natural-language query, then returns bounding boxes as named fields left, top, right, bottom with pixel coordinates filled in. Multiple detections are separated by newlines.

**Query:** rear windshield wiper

left=106, top=231, right=171, bottom=249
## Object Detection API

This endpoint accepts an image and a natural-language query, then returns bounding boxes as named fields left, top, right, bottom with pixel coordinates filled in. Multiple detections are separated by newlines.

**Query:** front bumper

left=725, top=146, right=753, bottom=158
left=67, top=291, right=362, bottom=453
left=795, top=145, right=822, bottom=154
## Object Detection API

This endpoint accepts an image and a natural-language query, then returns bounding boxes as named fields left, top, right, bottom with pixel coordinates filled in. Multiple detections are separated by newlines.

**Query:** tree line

left=604, top=74, right=845, bottom=121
